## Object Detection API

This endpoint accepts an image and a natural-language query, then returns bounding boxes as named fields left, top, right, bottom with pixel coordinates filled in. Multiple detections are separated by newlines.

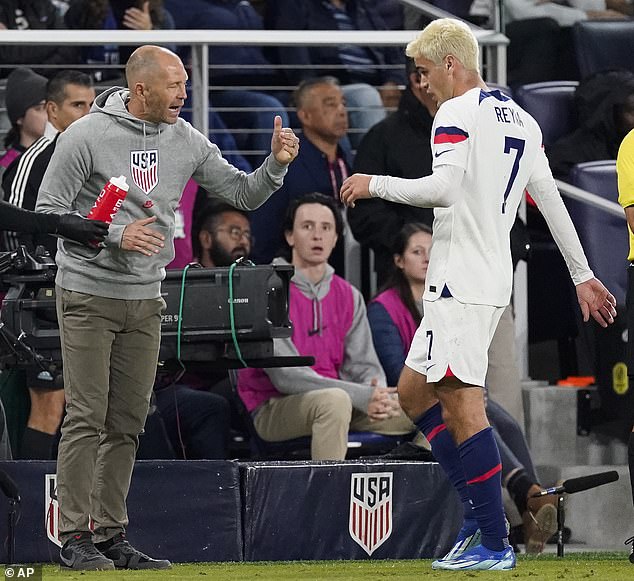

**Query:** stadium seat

left=573, top=21, right=634, bottom=79
left=566, top=160, right=627, bottom=306
left=431, top=0, right=473, bottom=19
left=228, top=370, right=412, bottom=460
left=515, top=81, right=578, bottom=148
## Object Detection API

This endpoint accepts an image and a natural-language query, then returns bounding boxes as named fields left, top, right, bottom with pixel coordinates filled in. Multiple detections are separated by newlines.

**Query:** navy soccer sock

left=415, top=403, right=474, bottom=523
left=458, top=426, right=508, bottom=552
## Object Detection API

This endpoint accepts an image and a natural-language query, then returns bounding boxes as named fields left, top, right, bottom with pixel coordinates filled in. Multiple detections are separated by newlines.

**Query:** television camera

left=0, top=246, right=298, bottom=384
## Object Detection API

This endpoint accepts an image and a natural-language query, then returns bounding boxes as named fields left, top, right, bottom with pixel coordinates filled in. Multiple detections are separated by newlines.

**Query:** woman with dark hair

left=368, top=223, right=559, bottom=555
left=368, top=222, right=431, bottom=386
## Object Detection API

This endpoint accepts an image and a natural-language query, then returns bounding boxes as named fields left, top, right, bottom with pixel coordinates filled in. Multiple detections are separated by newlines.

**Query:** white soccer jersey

left=427, top=87, right=547, bottom=305
left=370, top=87, right=593, bottom=307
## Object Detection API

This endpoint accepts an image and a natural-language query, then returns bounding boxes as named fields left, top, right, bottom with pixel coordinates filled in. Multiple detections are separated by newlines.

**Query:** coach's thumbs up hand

left=272, top=115, right=300, bottom=165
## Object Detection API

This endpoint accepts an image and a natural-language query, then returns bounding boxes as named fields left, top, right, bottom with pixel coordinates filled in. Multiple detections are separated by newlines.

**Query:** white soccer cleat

left=432, top=543, right=516, bottom=571
left=434, top=526, right=481, bottom=564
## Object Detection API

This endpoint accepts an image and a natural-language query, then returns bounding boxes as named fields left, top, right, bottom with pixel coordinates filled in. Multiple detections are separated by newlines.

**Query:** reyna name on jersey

left=493, top=106, right=524, bottom=128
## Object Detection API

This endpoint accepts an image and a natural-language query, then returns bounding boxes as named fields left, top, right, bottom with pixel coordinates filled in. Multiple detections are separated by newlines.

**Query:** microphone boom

left=531, top=470, right=619, bottom=498
left=562, top=470, right=619, bottom=494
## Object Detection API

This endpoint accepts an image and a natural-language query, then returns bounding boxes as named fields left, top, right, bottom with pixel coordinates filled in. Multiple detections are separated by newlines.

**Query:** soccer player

left=616, top=127, right=634, bottom=565
left=340, top=18, right=617, bottom=571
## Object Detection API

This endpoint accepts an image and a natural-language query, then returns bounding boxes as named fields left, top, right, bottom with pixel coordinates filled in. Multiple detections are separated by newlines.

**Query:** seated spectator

left=368, top=223, right=558, bottom=554
left=168, top=116, right=252, bottom=269
left=0, top=0, right=78, bottom=77
left=164, top=0, right=289, bottom=167
left=549, top=69, right=634, bottom=179
left=264, top=0, right=404, bottom=144
left=348, top=58, right=435, bottom=289
left=152, top=200, right=258, bottom=459
left=151, top=379, right=230, bottom=459
left=0, top=68, right=48, bottom=182
left=467, top=0, right=631, bottom=86
left=164, top=0, right=284, bottom=96
left=192, top=200, right=253, bottom=269
left=371, top=0, right=405, bottom=30
left=64, top=0, right=174, bottom=85
left=250, top=76, right=352, bottom=270
left=238, top=193, right=415, bottom=461
left=3, top=70, right=95, bottom=255
left=503, top=0, right=630, bottom=26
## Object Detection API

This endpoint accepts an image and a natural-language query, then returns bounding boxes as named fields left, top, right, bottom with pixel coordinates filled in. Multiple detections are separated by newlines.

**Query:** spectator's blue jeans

left=342, top=83, right=386, bottom=149
left=155, top=385, right=230, bottom=460
left=488, top=399, right=537, bottom=483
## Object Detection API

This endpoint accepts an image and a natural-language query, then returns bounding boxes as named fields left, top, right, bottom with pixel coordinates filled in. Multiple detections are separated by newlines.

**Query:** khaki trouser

left=55, top=287, right=163, bottom=543
left=254, top=388, right=415, bottom=461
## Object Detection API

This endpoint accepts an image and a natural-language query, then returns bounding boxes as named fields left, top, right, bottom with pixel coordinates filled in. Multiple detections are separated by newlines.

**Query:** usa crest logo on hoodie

left=131, top=150, right=159, bottom=195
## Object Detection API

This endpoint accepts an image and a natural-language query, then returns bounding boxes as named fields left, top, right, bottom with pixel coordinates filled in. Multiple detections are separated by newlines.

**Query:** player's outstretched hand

left=576, top=277, right=617, bottom=328
left=56, top=214, right=109, bottom=246
left=340, top=174, right=372, bottom=208
left=271, top=115, right=299, bottom=165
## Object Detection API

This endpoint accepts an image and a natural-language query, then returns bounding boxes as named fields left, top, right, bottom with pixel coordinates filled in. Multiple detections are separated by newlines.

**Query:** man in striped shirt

left=0, top=69, right=94, bottom=461
left=2, top=70, right=95, bottom=255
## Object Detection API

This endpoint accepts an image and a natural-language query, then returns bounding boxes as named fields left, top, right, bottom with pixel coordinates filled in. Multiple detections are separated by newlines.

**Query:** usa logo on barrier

left=131, top=149, right=159, bottom=195
left=349, top=472, right=393, bottom=555
left=46, top=474, right=94, bottom=547
left=45, top=474, right=62, bottom=547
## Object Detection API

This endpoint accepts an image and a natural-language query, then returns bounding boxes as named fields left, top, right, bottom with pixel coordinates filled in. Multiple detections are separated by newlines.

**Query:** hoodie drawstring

left=308, top=288, right=325, bottom=337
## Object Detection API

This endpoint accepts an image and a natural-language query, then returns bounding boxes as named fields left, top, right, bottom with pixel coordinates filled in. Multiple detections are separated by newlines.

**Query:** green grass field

left=12, top=553, right=633, bottom=581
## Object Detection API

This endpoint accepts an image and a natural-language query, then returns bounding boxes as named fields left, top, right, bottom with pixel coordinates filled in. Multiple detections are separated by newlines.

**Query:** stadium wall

left=0, top=459, right=461, bottom=564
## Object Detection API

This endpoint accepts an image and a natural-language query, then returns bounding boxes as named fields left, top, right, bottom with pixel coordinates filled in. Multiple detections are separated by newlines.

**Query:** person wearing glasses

left=148, top=199, right=257, bottom=462
left=192, top=200, right=253, bottom=268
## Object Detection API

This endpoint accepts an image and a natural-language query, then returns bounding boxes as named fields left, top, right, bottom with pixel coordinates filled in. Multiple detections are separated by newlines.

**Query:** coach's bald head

left=125, top=45, right=188, bottom=124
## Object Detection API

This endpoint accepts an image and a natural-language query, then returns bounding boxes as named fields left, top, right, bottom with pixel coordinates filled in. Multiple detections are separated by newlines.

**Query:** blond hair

left=406, top=18, right=479, bottom=73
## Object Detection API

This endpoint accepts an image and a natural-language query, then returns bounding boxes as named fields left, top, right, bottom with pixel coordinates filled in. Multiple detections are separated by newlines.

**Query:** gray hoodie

left=36, top=87, right=288, bottom=300
left=265, top=258, right=387, bottom=412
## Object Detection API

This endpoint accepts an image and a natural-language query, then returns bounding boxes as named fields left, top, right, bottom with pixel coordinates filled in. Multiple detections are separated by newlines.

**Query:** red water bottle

left=87, top=175, right=129, bottom=223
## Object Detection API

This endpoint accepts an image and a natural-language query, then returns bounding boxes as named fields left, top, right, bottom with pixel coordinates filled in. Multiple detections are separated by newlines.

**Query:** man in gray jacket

left=36, top=44, right=299, bottom=571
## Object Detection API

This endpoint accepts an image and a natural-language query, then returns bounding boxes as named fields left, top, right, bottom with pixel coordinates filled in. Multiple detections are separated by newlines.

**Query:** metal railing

left=518, top=180, right=623, bottom=379
left=1, top=27, right=622, bottom=384
left=557, top=180, right=624, bottom=219
left=0, top=27, right=508, bottom=134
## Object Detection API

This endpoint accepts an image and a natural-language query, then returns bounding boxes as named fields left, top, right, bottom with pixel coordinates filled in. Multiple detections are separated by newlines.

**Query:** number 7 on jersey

left=502, top=136, right=525, bottom=214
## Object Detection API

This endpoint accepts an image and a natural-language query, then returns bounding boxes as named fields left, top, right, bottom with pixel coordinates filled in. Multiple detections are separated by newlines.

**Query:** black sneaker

left=625, top=535, right=634, bottom=564
left=380, top=442, right=435, bottom=461
left=96, top=532, right=171, bottom=570
left=60, top=532, right=115, bottom=570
